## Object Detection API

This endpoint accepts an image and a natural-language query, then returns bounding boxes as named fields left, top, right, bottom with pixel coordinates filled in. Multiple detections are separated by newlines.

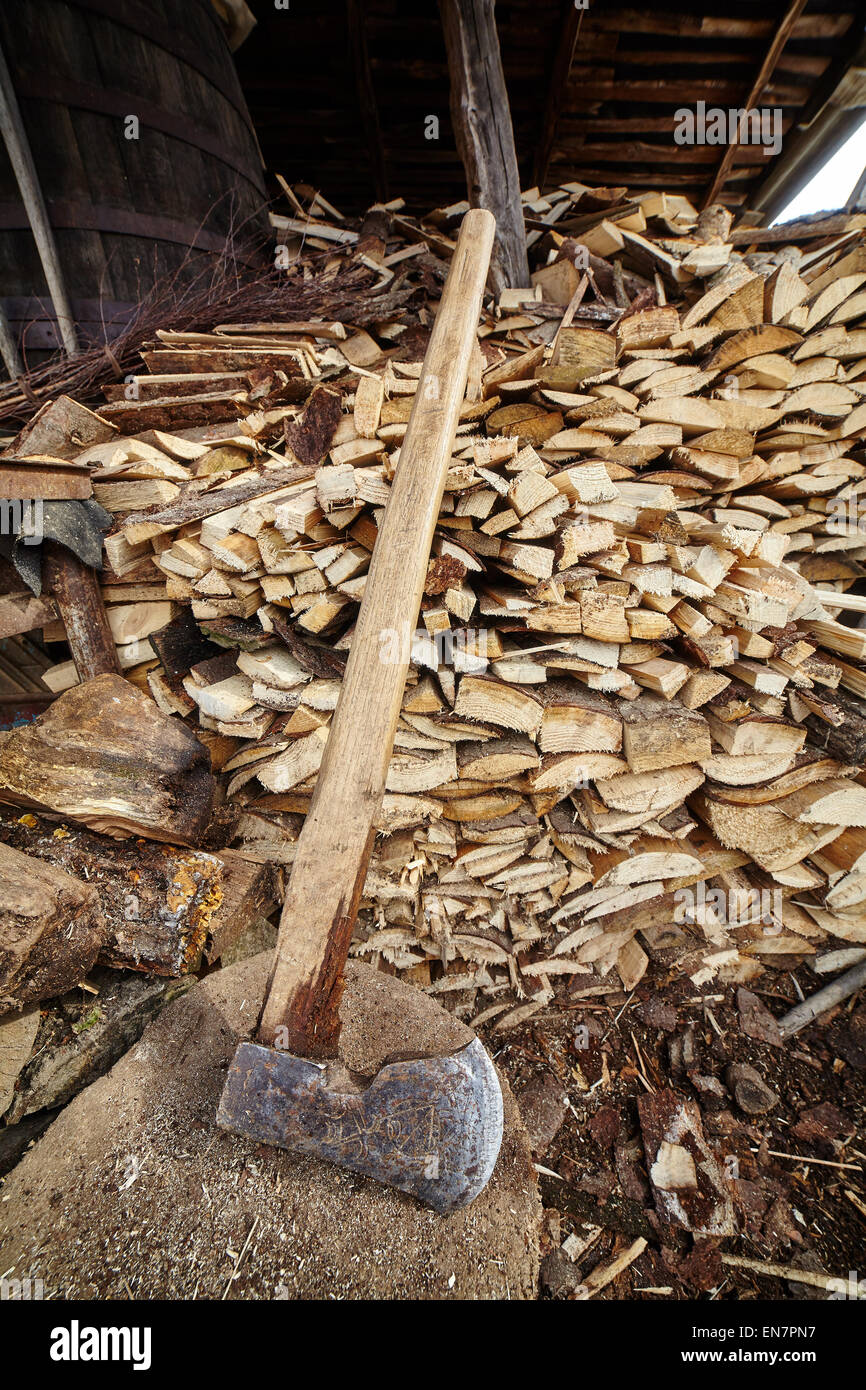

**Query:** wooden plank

left=590, top=10, right=849, bottom=40
left=731, top=214, right=860, bottom=245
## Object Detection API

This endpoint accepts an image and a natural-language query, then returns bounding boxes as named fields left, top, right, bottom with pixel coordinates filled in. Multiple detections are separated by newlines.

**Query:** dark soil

left=482, top=962, right=866, bottom=1300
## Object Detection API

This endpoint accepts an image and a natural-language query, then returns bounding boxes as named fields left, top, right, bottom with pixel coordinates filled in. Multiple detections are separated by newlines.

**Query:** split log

left=3, top=395, right=115, bottom=460
left=0, top=811, right=277, bottom=976
left=2, top=971, right=179, bottom=1124
left=0, top=841, right=105, bottom=1014
left=0, top=1008, right=40, bottom=1117
left=41, top=542, right=120, bottom=680
left=0, top=675, right=215, bottom=844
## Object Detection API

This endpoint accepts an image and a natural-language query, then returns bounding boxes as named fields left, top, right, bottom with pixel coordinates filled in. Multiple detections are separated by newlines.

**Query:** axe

left=217, top=210, right=503, bottom=1212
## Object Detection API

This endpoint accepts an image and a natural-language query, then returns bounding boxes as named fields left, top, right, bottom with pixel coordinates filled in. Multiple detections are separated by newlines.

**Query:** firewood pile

left=4, top=180, right=866, bottom=1037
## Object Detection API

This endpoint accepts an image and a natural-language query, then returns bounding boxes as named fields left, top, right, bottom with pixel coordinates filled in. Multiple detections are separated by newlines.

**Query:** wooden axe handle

left=42, top=543, right=120, bottom=681
left=258, top=209, right=495, bottom=1056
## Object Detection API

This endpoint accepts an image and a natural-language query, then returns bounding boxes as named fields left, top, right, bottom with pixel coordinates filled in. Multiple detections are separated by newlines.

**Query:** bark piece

left=0, top=675, right=215, bottom=845
left=283, top=386, right=343, bottom=466
left=737, top=986, right=783, bottom=1046
left=725, top=1062, right=780, bottom=1116
left=638, top=1088, right=735, bottom=1236
left=147, top=606, right=222, bottom=678
left=540, top=1248, right=589, bottom=1297
left=517, top=1073, right=568, bottom=1156
left=0, top=841, right=105, bottom=1015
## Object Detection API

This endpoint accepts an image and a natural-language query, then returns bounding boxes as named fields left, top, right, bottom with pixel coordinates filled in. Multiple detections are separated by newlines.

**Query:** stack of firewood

left=4, top=179, right=866, bottom=1028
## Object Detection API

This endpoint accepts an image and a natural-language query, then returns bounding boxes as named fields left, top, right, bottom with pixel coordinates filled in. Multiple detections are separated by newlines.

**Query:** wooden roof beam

left=591, top=9, right=852, bottom=40
left=702, top=0, right=809, bottom=209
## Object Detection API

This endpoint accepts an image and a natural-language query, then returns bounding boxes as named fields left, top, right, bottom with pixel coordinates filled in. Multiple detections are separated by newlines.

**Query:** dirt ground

left=483, top=961, right=866, bottom=1300
left=0, top=956, right=541, bottom=1300
left=1, top=940, right=863, bottom=1301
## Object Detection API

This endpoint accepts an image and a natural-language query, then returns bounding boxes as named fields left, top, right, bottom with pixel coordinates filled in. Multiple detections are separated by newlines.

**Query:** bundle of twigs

left=0, top=211, right=408, bottom=428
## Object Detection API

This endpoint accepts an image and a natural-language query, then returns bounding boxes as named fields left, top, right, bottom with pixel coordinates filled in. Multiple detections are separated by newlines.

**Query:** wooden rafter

left=346, top=0, right=389, bottom=204
left=749, top=17, right=866, bottom=219
left=787, top=7, right=866, bottom=129
left=847, top=152, right=866, bottom=210
left=590, top=9, right=847, bottom=39
left=534, top=0, right=584, bottom=190
left=702, top=0, right=809, bottom=209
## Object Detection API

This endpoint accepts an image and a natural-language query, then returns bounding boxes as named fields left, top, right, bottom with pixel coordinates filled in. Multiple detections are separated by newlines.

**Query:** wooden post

left=0, top=300, right=21, bottom=380
left=42, top=544, right=120, bottom=681
left=0, top=40, right=79, bottom=357
left=439, top=0, right=529, bottom=295
left=534, top=0, right=584, bottom=191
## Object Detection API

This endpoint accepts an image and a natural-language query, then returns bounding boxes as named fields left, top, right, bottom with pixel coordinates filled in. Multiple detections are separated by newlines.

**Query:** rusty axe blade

left=217, top=1037, right=504, bottom=1214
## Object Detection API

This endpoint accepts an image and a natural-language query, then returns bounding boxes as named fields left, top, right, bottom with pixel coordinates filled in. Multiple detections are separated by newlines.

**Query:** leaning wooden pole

left=439, top=0, right=529, bottom=296
left=0, top=299, right=22, bottom=380
left=0, top=39, right=79, bottom=357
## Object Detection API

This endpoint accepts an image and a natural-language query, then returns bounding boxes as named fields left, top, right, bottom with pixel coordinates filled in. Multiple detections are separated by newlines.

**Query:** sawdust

left=0, top=955, right=541, bottom=1299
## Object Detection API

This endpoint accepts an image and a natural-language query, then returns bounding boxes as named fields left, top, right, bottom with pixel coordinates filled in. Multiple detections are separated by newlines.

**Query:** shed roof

left=235, top=0, right=866, bottom=217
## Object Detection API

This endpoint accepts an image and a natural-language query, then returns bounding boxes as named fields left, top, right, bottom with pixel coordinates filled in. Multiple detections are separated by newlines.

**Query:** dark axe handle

left=42, top=542, right=120, bottom=680
left=258, top=209, right=496, bottom=1057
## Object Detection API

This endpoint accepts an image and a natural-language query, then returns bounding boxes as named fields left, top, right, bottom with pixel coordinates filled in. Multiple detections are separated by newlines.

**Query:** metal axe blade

left=217, top=1037, right=504, bottom=1214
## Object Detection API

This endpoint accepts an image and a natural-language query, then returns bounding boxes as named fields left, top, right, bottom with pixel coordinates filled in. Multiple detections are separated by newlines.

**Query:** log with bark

left=0, top=841, right=105, bottom=1014
left=0, top=811, right=277, bottom=976
left=0, top=675, right=215, bottom=844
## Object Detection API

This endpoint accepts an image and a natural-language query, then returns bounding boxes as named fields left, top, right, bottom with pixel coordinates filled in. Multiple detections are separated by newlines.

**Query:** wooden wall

left=0, top=0, right=268, bottom=361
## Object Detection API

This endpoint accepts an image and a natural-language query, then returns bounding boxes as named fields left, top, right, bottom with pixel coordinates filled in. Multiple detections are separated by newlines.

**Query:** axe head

left=216, top=1037, right=504, bottom=1213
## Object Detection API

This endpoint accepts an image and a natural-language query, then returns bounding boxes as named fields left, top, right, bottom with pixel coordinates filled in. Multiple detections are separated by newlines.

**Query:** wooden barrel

left=0, top=0, right=268, bottom=362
